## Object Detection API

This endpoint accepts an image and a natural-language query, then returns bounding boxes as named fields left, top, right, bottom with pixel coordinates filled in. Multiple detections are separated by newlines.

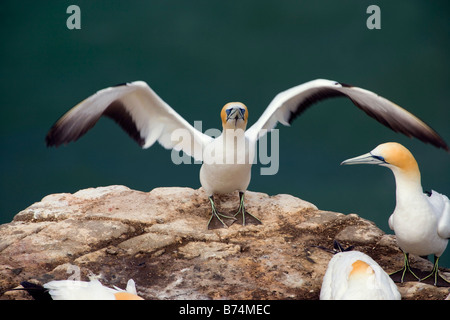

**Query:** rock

left=0, top=185, right=449, bottom=300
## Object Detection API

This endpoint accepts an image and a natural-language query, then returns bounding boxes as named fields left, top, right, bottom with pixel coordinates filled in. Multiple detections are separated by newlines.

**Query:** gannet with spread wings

left=46, top=79, right=449, bottom=229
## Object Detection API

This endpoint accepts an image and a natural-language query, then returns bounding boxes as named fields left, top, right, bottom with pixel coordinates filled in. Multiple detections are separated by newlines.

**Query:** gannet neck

left=390, top=166, right=423, bottom=212
left=382, top=147, right=422, bottom=210
left=376, top=142, right=423, bottom=201
left=390, top=165, right=422, bottom=191
left=222, top=127, right=246, bottom=139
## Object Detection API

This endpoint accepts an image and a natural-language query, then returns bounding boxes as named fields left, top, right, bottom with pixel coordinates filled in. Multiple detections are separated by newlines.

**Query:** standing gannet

left=20, top=279, right=143, bottom=300
left=320, top=242, right=401, bottom=300
left=45, top=79, right=449, bottom=229
left=341, top=142, right=450, bottom=286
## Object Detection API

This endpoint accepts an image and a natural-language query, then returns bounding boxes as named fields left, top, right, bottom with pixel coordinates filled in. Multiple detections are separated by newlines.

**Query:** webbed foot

left=233, top=192, right=262, bottom=226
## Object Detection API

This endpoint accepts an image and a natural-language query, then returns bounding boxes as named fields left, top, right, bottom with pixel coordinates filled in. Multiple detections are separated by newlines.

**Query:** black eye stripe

left=226, top=107, right=245, bottom=119
left=371, top=154, right=387, bottom=163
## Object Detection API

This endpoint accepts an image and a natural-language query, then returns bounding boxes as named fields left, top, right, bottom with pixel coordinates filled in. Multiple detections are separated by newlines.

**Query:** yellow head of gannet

left=221, top=102, right=248, bottom=130
left=341, top=142, right=420, bottom=178
left=320, top=250, right=401, bottom=300
left=341, top=142, right=450, bottom=286
left=350, top=260, right=374, bottom=277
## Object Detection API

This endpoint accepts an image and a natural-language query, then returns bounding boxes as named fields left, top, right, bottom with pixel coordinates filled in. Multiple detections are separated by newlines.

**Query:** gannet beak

left=341, top=152, right=386, bottom=166
left=226, top=107, right=245, bottom=121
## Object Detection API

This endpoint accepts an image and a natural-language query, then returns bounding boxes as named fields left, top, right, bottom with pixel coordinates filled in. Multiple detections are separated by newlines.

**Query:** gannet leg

left=207, top=196, right=236, bottom=230
left=233, top=192, right=262, bottom=226
left=389, top=252, right=421, bottom=283
left=420, top=255, right=450, bottom=287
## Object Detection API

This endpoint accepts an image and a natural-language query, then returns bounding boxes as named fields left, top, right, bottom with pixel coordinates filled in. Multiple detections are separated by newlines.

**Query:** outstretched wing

left=245, top=79, right=448, bottom=151
left=46, top=81, right=213, bottom=161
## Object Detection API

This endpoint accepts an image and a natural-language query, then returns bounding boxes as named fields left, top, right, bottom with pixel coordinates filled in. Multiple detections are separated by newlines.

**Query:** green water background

left=1, top=1, right=449, bottom=268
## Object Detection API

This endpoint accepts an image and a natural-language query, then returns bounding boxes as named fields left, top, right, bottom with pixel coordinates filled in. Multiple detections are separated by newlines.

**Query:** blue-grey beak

left=226, top=107, right=245, bottom=121
left=341, top=152, right=387, bottom=166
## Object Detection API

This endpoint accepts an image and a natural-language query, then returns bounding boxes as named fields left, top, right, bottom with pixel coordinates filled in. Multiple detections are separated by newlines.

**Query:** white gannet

left=320, top=246, right=401, bottom=300
left=341, top=142, right=450, bottom=286
left=45, top=79, right=449, bottom=229
left=20, top=279, right=143, bottom=300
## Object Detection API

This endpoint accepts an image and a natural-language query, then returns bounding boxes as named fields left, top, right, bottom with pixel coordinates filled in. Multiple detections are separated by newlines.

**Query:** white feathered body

left=320, top=251, right=401, bottom=300
left=388, top=169, right=449, bottom=257
left=43, top=279, right=140, bottom=300
left=200, top=130, right=253, bottom=195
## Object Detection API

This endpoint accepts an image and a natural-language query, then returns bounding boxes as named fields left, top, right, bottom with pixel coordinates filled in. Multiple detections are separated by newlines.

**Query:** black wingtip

left=19, top=281, right=53, bottom=300
left=112, top=82, right=129, bottom=87
left=444, top=144, right=450, bottom=153
left=424, top=134, right=449, bottom=153
left=45, top=125, right=66, bottom=148
left=333, top=240, right=354, bottom=252
left=310, top=240, right=355, bottom=255
left=45, top=130, right=58, bottom=148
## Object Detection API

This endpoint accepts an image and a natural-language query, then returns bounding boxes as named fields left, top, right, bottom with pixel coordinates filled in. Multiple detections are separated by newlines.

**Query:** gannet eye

left=225, top=109, right=232, bottom=117
left=239, top=108, right=246, bottom=116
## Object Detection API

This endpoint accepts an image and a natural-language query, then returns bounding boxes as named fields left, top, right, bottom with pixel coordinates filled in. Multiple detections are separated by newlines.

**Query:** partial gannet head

left=221, top=102, right=248, bottom=130
left=341, top=142, right=420, bottom=177
left=349, top=260, right=375, bottom=280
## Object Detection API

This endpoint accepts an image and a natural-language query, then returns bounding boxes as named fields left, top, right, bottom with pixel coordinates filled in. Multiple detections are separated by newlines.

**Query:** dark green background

left=1, top=1, right=449, bottom=268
